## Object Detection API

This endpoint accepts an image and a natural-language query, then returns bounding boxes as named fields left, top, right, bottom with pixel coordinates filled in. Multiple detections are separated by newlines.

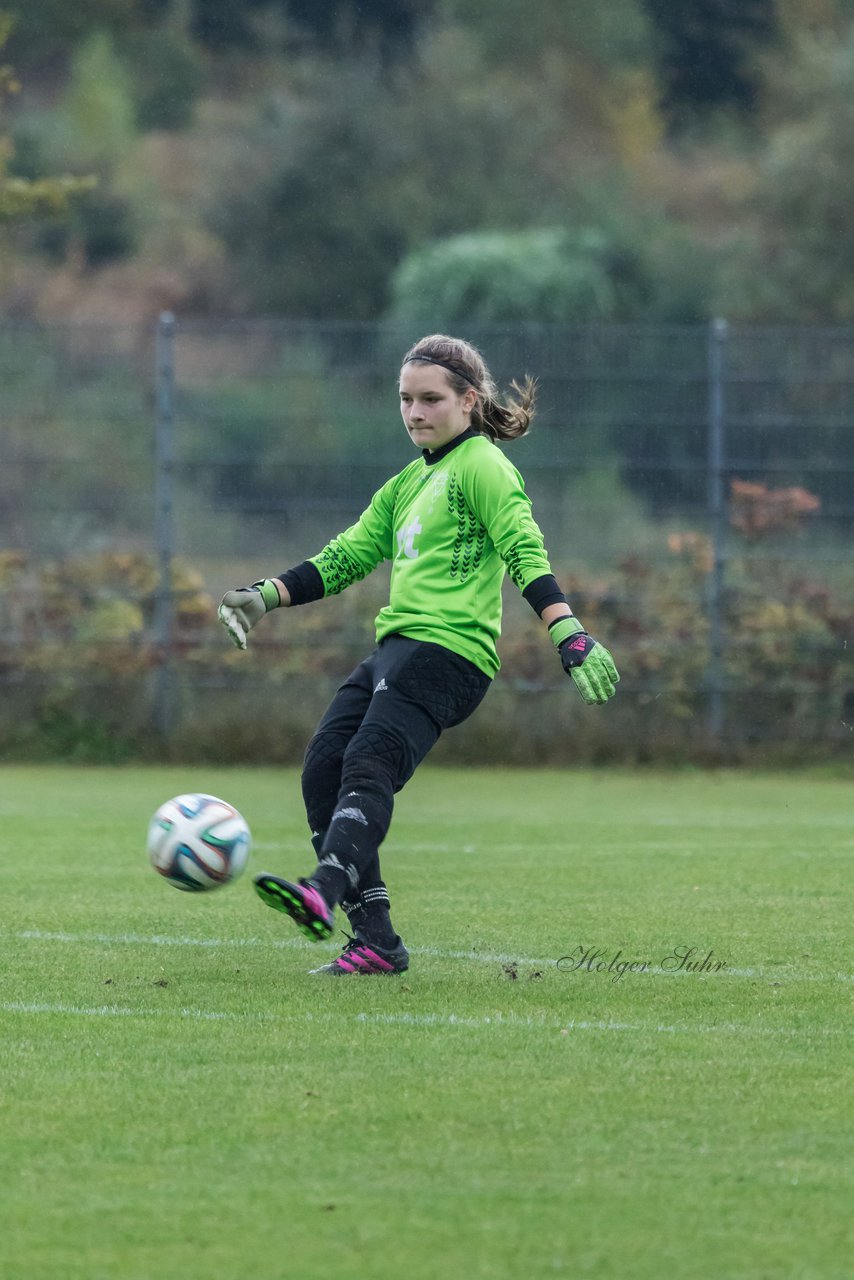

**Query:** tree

left=728, top=22, right=854, bottom=319
left=185, top=0, right=269, bottom=50
left=185, top=0, right=434, bottom=53
left=2, top=0, right=137, bottom=70
left=641, top=0, right=778, bottom=124
left=215, top=95, right=417, bottom=316
left=441, top=0, right=653, bottom=72
left=0, top=13, right=94, bottom=224
left=208, top=12, right=669, bottom=321
left=284, top=0, right=432, bottom=53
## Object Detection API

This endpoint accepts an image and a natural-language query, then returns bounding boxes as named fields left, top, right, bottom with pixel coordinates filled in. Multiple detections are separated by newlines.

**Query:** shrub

left=0, top=545, right=850, bottom=763
left=387, top=228, right=652, bottom=331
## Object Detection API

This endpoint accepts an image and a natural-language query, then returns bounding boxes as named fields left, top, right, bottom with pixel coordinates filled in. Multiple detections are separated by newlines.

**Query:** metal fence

left=1, top=316, right=851, bottom=761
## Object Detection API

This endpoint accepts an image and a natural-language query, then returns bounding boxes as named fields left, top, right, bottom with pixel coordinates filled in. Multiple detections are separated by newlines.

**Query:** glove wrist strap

left=548, top=616, right=585, bottom=649
left=254, top=579, right=281, bottom=611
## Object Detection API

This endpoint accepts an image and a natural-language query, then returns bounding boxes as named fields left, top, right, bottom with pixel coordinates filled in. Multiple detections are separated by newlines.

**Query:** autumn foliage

left=729, top=480, right=821, bottom=539
left=0, top=543, right=850, bottom=763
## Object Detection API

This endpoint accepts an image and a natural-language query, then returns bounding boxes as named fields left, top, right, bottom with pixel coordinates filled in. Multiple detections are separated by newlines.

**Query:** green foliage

left=208, top=20, right=669, bottom=319
left=389, top=229, right=637, bottom=328
left=0, top=14, right=96, bottom=225
left=9, top=30, right=140, bottom=262
left=4, top=0, right=854, bottom=326
left=386, top=222, right=711, bottom=331
left=70, top=187, right=138, bottom=263
left=0, top=326, right=154, bottom=553
left=642, top=0, right=778, bottom=125
left=0, top=549, right=211, bottom=677
left=441, top=0, right=653, bottom=71
left=124, top=21, right=204, bottom=131
left=284, top=0, right=433, bottom=54
left=726, top=22, right=854, bottom=320
left=207, top=6, right=714, bottom=323
left=210, top=66, right=408, bottom=318
left=186, top=0, right=270, bottom=50
left=0, top=537, right=850, bottom=763
left=180, top=0, right=434, bottom=53
left=5, top=28, right=136, bottom=181
left=0, top=172, right=97, bottom=222
left=61, top=29, right=136, bottom=171
left=2, top=0, right=137, bottom=68
left=27, top=184, right=138, bottom=266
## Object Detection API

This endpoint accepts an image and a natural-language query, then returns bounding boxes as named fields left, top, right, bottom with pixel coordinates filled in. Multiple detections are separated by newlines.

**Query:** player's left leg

left=256, top=637, right=490, bottom=962
left=304, top=638, right=490, bottom=948
left=307, top=927, right=411, bottom=976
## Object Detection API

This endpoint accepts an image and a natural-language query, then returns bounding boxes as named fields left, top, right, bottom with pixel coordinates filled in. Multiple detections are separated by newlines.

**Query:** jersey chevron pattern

left=309, top=434, right=554, bottom=677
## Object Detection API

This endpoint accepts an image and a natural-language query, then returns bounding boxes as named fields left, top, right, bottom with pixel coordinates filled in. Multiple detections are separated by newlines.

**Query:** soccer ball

left=147, top=793, right=251, bottom=892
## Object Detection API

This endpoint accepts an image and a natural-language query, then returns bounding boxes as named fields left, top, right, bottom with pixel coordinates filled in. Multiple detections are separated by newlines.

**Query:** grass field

left=2, top=763, right=853, bottom=1280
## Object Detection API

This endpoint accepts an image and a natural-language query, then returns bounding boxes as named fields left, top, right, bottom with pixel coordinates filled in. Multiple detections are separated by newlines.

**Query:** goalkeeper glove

left=549, top=616, right=619, bottom=705
left=218, top=579, right=281, bottom=650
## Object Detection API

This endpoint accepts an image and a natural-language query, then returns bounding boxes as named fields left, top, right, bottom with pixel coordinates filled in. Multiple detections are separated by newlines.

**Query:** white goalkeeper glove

left=218, top=579, right=281, bottom=650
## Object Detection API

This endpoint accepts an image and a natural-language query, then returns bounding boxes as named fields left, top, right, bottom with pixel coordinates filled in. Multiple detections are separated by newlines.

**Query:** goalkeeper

left=218, top=333, right=619, bottom=975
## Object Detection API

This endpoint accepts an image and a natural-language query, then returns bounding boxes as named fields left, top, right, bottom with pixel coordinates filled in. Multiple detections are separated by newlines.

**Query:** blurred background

left=0, top=0, right=852, bottom=764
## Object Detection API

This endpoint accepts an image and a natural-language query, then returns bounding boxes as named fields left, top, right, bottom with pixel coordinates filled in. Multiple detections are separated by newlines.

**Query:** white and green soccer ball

left=147, top=793, right=251, bottom=892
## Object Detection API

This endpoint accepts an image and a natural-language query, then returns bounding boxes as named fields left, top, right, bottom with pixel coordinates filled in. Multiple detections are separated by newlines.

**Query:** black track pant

left=301, top=635, right=491, bottom=909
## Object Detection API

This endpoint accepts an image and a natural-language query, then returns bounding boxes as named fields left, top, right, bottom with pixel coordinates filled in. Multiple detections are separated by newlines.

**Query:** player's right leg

left=252, top=874, right=335, bottom=940
left=300, top=656, right=376, bottom=849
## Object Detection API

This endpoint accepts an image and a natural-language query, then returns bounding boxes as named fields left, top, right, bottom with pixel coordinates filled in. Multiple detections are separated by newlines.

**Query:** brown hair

left=401, top=334, right=536, bottom=442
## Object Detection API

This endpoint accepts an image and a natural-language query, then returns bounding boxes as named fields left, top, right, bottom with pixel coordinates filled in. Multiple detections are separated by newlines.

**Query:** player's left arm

left=464, top=450, right=619, bottom=705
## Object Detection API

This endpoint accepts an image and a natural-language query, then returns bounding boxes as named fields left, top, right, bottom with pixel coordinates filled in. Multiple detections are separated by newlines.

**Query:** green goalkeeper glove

left=549, top=616, right=619, bottom=705
left=218, top=579, right=281, bottom=650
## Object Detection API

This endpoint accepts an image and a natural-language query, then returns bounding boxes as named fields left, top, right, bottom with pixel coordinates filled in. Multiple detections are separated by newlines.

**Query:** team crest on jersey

left=430, top=472, right=448, bottom=505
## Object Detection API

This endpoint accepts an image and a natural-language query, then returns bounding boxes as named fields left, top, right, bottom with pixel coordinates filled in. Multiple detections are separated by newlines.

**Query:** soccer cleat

left=253, top=874, right=334, bottom=941
left=309, top=933, right=410, bottom=976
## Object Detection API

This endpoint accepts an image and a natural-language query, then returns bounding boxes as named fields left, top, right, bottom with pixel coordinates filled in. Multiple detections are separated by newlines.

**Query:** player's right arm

left=304, top=473, right=398, bottom=597
left=217, top=475, right=399, bottom=649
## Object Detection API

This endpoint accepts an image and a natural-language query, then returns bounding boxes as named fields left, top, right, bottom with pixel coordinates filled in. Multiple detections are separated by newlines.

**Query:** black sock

left=305, top=830, right=351, bottom=908
left=358, top=885, right=399, bottom=949
left=341, top=895, right=366, bottom=931
left=307, top=864, right=349, bottom=908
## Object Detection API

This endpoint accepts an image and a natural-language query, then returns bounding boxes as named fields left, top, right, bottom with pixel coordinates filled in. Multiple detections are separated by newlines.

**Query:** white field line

left=6, top=928, right=854, bottom=984
left=0, top=1000, right=270, bottom=1022
left=0, top=1000, right=850, bottom=1038
left=14, top=928, right=305, bottom=951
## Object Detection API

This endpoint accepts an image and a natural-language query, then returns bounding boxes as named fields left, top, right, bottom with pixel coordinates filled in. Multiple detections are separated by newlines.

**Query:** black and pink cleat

left=253, top=874, right=335, bottom=941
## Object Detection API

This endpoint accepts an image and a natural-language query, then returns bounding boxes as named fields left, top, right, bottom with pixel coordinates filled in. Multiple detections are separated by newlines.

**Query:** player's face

left=399, top=363, right=477, bottom=453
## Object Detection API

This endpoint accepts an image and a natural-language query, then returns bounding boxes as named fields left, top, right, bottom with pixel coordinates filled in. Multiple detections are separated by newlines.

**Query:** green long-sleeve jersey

left=308, top=431, right=555, bottom=677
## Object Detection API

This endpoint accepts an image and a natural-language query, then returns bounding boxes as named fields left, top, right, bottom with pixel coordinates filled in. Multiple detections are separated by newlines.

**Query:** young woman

left=218, top=334, right=619, bottom=975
